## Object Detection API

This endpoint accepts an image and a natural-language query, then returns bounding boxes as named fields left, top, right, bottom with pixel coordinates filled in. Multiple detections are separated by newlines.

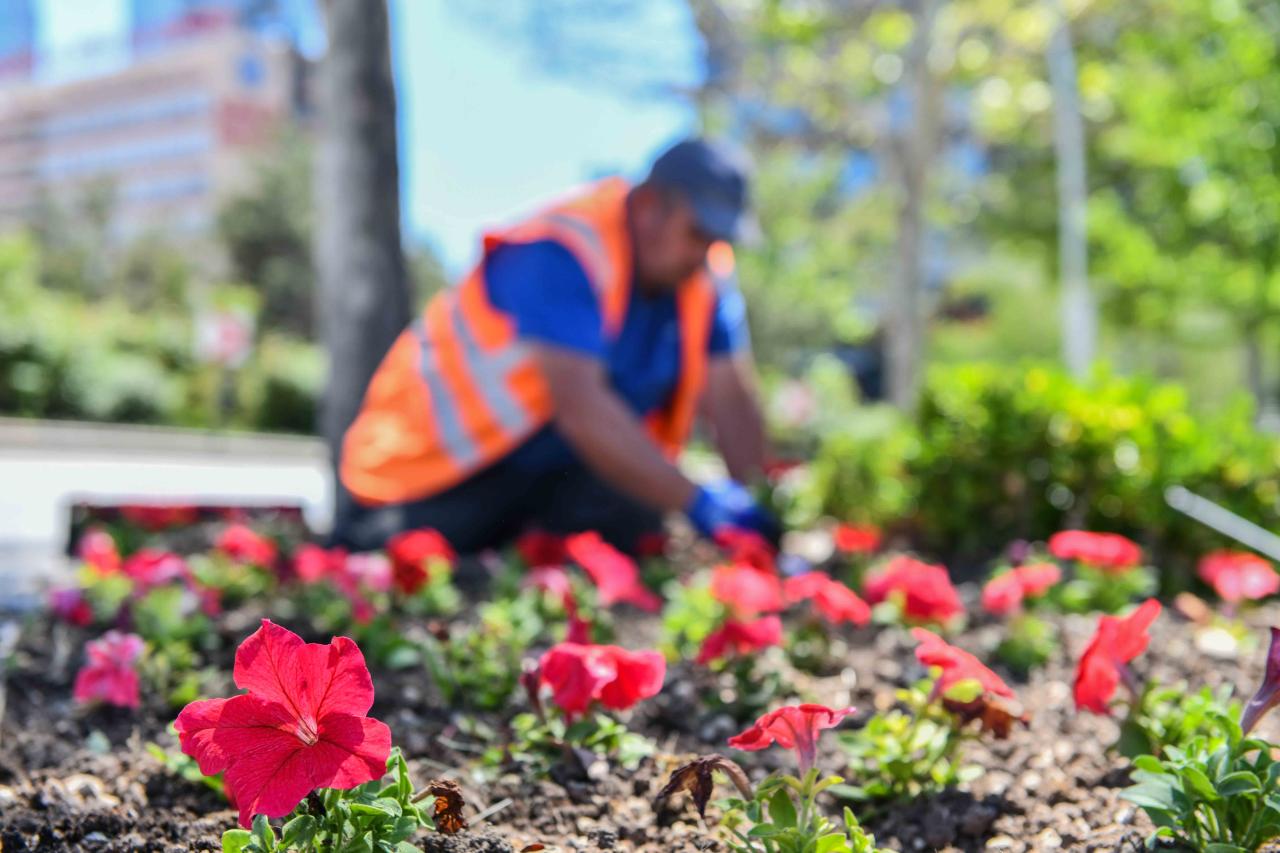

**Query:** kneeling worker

left=336, top=138, right=778, bottom=555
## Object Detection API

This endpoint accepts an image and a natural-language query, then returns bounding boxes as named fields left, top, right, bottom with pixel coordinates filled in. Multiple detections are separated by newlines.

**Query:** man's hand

left=702, top=352, right=768, bottom=484
left=532, top=343, right=697, bottom=512
left=684, top=479, right=781, bottom=544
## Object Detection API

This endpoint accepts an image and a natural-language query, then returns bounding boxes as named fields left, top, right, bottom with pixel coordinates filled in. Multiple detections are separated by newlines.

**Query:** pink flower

left=565, top=532, right=661, bottom=612
left=174, top=620, right=392, bottom=828
left=50, top=587, right=93, bottom=627
left=1074, top=599, right=1161, bottom=714
left=711, top=563, right=784, bottom=618
left=387, top=529, right=455, bottom=595
left=713, top=529, right=777, bottom=574
left=696, top=615, right=783, bottom=665
left=293, top=544, right=347, bottom=584
left=525, top=565, right=576, bottom=611
left=833, top=524, right=882, bottom=555
left=912, top=628, right=1014, bottom=700
left=863, top=556, right=964, bottom=625
left=1198, top=550, right=1279, bottom=605
left=728, top=704, right=854, bottom=774
left=78, top=528, right=120, bottom=575
left=122, top=549, right=188, bottom=591
left=784, top=573, right=871, bottom=626
left=216, top=524, right=278, bottom=568
left=73, top=631, right=145, bottom=709
left=537, top=642, right=666, bottom=721
left=1049, top=530, right=1142, bottom=573
left=981, top=562, right=1062, bottom=615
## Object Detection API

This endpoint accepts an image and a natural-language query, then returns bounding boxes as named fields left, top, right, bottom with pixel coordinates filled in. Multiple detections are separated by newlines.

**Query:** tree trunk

left=887, top=0, right=938, bottom=410
left=314, top=0, right=410, bottom=476
left=1047, top=0, right=1095, bottom=378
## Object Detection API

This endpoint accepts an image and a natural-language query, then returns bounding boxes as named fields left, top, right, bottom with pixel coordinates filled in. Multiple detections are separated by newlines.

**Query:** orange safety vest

left=340, top=177, right=735, bottom=506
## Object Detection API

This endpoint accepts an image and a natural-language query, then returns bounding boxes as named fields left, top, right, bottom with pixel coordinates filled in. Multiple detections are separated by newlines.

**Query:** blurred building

left=0, top=0, right=36, bottom=80
left=0, top=0, right=313, bottom=243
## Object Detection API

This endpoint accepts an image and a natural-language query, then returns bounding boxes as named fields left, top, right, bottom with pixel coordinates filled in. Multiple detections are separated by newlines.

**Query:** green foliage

left=721, top=769, right=889, bottom=853
left=485, top=711, right=654, bottom=776
left=1116, top=685, right=1238, bottom=762
left=1121, top=713, right=1280, bottom=851
left=220, top=749, right=432, bottom=852
left=0, top=234, right=323, bottom=433
left=994, top=612, right=1057, bottom=676
left=146, top=729, right=226, bottom=798
left=419, top=597, right=543, bottom=712
left=806, top=363, right=1280, bottom=580
left=1053, top=565, right=1157, bottom=615
left=835, top=679, right=980, bottom=803
left=660, top=575, right=721, bottom=660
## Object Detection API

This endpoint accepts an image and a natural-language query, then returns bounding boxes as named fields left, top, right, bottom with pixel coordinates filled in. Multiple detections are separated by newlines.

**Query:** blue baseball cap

left=645, top=138, right=759, bottom=244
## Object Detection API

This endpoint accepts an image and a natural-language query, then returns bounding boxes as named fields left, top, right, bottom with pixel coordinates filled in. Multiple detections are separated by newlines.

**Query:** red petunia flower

left=711, top=563, right=785, bottom=618
left=565, top=532, right=661, bottom=612
left=1073, top=598, right=1161, bottom=714
left=122, top=549, right=188, bottom=592
left=78, top=528, right=120, bottom=575
left=1198, top=550, right=1279, bottom=605
left=216, top=524, right=278, bottom=568
left=980, top=562, right=1062, bottom=615
left=833, top=524, right=882, bottom=555
left=293, top=544, right=348, bottom=584
left=50, top=587, right=94, bottom=627
left=912, top=628, right=1014, bottom=699
left=862, top=556, right=964, bottom=625
left=728, top=704, right=854, bottom=774
left=713, top=529, right=777, bottom=574
left=537, top=642, right=666, bottom=721
left=524, top=565, right=576, bottom=611
left=784, top=572, right=871, bottom=626
left=175, top=620, right=392, bottom=828
left=1048, top=530, right=1142, bottom=573
left=1242, top=627, right=1280, bottom=734
left=386, top=529, right=455, bottom=595
left=119, top=504, right=198, bottom=531
left=73, top=631, right=144, bottom=709
left=696, top=615, right=783, bottom=665
left=515, top=530, right=568, bottom=568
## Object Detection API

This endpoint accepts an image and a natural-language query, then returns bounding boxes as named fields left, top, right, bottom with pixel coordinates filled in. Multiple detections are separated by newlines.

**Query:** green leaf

left=767, top=788, right=798, bottom=828
left=942, top=677, right=984, bottom=704
left=281, top=814, right=317, bottom=847
left=250, top=814, right=276, bottom=850
left=816, top=833, right=850, bottom=852
left=221, top=829, right=252, bottom=853
left=1202, top=845, right=1248, bottom=853
left=1120, top=782, right=1178, bottom=811
left=1217, top=771, right=1262, bottom=797
left=1180, top=766, right=1219, bottom=801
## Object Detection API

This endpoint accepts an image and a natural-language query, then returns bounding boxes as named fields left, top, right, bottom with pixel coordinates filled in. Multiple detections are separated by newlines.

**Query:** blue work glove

left=684, top=479, right=781, bottom=545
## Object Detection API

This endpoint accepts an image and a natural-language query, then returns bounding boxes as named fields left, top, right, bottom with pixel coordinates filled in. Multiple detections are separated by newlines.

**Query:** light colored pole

left=1047, top=0, right=1095, bottom=377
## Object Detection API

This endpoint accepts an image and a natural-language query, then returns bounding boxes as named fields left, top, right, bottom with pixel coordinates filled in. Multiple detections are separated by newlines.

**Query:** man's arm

left=701, top=351, right=767, bottom=484
left=532, top=343, right=697, bottom=513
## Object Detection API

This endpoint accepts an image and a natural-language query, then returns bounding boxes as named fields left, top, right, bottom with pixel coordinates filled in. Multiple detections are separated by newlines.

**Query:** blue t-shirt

left=484, top=240, right=748, bottom=471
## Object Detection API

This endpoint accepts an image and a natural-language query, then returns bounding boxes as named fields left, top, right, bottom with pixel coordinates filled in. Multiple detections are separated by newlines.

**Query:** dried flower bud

left=655, top=754, right=754, bottom=818
left=424, top=779, right=467, bottom=834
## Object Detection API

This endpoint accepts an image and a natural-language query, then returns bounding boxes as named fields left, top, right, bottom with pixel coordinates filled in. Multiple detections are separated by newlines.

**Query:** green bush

left=808, top=362, right=1280, bottom=585
left=0, top=234, right=321, bottom=434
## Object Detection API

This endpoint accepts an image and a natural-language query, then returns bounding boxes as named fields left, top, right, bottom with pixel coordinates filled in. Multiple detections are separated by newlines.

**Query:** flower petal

left=233, top=620, right=375, bottom=721
left=174, top=694, right=296, bottom=778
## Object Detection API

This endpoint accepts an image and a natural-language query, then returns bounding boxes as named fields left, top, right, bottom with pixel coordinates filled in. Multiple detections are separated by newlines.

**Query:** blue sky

left=33, top=0, right=699, bottom=273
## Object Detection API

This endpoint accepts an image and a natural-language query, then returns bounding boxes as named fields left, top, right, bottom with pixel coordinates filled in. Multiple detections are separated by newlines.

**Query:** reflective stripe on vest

left=413, top=292, right=536, bottom=468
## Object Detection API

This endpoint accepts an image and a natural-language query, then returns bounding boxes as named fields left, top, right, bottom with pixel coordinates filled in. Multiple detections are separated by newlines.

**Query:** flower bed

left=3, top=518, right=1280, bottom=852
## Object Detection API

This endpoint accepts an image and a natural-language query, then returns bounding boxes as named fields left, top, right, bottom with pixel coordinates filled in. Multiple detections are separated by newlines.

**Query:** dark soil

left=3, top=596, right=1276, bottom=852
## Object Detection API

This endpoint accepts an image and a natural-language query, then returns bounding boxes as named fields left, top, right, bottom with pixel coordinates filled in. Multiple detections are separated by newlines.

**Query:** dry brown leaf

left=654, top=753, right=753, bottom=817
left=425, top=778, right=468, bottom=834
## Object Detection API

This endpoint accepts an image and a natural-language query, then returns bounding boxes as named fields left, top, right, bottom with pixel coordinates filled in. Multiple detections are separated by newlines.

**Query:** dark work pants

left=330, top=456, right=664, bottom=556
